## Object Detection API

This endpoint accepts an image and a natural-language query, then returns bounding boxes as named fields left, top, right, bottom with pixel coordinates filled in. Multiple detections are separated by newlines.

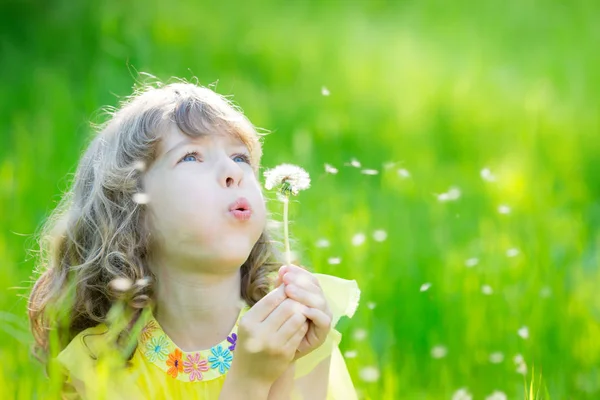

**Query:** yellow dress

left=57, top=273, right=360, bottom=399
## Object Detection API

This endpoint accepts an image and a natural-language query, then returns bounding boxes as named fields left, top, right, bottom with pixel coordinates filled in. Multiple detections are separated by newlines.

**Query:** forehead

left=156, top=122, right=248, bottom=156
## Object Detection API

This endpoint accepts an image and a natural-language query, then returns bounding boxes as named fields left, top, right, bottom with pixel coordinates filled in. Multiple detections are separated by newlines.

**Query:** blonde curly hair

left=28, top=79, right=282, bottom=363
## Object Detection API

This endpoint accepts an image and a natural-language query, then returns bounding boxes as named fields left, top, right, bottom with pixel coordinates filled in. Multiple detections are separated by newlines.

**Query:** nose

left=219, top=157, right=244, bottom=188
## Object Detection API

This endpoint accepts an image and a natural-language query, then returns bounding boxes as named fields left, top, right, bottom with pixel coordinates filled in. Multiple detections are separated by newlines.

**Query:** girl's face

left=142, top=124, right=267, bottom=274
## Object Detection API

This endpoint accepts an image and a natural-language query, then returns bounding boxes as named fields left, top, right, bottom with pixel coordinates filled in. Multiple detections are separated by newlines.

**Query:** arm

left=294, top=356, right=331, bottom=399
left=219, top=365, right=272, bottom=400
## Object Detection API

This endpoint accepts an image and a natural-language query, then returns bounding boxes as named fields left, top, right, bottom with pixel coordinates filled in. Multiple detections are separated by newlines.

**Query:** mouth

left=229, top=197, right=253, bottom=221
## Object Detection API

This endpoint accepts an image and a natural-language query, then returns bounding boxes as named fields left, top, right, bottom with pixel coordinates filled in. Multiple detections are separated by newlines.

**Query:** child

left=28, top=80, right=360, bottom=399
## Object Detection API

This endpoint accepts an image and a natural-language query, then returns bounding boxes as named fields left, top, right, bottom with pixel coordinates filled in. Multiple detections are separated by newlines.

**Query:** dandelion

left=372, top=230, right=388, bottom=242
left=361, top=169, right=379, bottom=175
left=452, top=388, right=472, bottom=400
left=482, top=285, right=494, bottom=295
left=264, top=164, right=311, bottom=265
left=506, top=248, right=520, bottom=257
left=324, top=163, right=338, bottom=174
left=359, top=366, right=380, bottom=382
left=489, top=352, right=504, bottom=364
left=133, top=193, right=150, bottom=205
left=431, top=345, right=447, bottom=359
left=498, top=205, right=511, bottom=214
left=480, top=167, right=496, bottom=182
left=485, top=391, right=507, bottom=400
left=328, top=257, right=342, bottom=265
left=397, top=168, right=411, bottom=178
left=352, top=233, right=366, bottom=246
left=518, top=326, right=529, bottom=339
left=420, top=282, right=432, bottom=292
left=315, top=238, right=330, bottom=248
left=321, top=86, right=330, bottom=96
left=465, top=258, right=479, bottom=268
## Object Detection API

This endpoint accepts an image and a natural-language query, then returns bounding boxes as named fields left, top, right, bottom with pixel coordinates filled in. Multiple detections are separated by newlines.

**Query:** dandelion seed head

left=373, top=230, right=388, bottom=242
left=324, top=163, right=338, bottom=174
left=359, top=366, right=380, bottom=382
left=420, top=282, right=432, bottom=292
left=133, top=193, right=150, bottom=205
left=431, top=345, right=447, bottom=359
left=352, top=233, right=366, bottom=246
left=489, top=352, right=504, bottom=364
left=263, top=164, right=311, bottom=195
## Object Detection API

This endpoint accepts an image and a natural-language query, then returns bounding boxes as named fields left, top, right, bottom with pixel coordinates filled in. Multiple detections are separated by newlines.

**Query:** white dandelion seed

left=109, top=277, right=133, bottom=292
left=345, top=158, right=361, bottom=168
left=485, top=391, right=507, bottom=400
left=482, top=285, right=494, bottom=295
left=263, top=164, right=311, bottom=195
left=452, top=388, right=472, bottom=400
left=321, top=86, right=330, bottom=96
left=328, top=257, right=342, bottom=265
left=540, top=286, right=552, bottom=298
left=420, top=282, right=432, bottom=292
left=353, top=329, right=367, bottom=341
left=516, top=362, right=528, bottom=375
left=361, top=169, right=379, bottom=175
left=352, top=233, right=366, bottom=246
left=498, top=205, right=511, bottom=214
left=359, top=366, right=380, bottom=383
left=383, top=161, right=398, bottom=169
left=465, top=258, right=479, bottom=268
left=132, top=193, right=150, bottom=205
left=489, top=352, right=504, bottom=364
left=373, top=230, right=388, bottom=242
left=437, top=186, right=461, bottom=202
left=431, top=345, right=447, bottom=359
left=134, top=277, right=152, bottom=287
left=513, top=354, right=524, bottom=364
left=367, top=302, right=376, bottom=310
left=132, top=160, right=146, bottom=172
left=518, top=326, right=529, bottom=339
left=506, top=248, right=520, bottom=258
left=324, top=163, right=338, bottom=174
left=344, top=350, right=358, bottom=359
left=315, top=238, right=330, bottom=248
left=397, top=168, right=411, bottom=178
left=481, top=167, right=496, bottom=182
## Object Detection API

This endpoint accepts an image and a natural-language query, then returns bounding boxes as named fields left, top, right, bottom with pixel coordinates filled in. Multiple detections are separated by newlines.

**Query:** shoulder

left=56, top=323, right=111, bottom=381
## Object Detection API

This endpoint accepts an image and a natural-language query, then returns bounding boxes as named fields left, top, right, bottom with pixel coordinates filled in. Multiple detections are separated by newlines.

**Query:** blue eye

left=181, top=152, right=200, bottom=162
left=233, top=154, right=250, bottom=164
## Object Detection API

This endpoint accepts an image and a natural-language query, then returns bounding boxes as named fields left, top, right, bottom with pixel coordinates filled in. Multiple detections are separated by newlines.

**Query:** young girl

left=28, top=80, right=360, bottom=399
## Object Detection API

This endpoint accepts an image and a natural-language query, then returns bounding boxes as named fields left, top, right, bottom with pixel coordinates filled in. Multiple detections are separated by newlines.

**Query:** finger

left=285, top=284, right=328, bottom=311
left=243, top=284, right=287, bottom=323
left=282, top=266, right=319, bottom=287
left=302, top=307, right=332, bottom=332
left=262, top=298, right=307, bottom=332
left=274, top=310, right=307, bottom=343
left=283, top=321, right=309, bottom=353
left=284, top=276, right=321, bottom=294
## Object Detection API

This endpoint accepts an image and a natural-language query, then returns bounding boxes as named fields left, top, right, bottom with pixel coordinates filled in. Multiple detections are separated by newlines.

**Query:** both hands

left=231, top=265, right=333, bottom=387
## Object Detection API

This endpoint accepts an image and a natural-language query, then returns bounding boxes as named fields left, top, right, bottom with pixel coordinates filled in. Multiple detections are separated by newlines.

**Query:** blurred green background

left=1, top=0, right=599, bottom=398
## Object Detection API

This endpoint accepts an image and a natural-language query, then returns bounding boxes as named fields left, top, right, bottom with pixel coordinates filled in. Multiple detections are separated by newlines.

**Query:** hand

left=278, top=265, right=333, bottom=360
left=232, top=284, right=309, bottom=386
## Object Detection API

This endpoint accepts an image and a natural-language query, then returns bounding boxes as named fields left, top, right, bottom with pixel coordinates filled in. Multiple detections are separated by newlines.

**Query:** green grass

left=1, top=0, right=599, bottom=398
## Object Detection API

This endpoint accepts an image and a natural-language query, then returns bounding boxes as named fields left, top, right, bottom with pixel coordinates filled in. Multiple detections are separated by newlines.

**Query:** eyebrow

left=161, top=135, right=249, bottom=159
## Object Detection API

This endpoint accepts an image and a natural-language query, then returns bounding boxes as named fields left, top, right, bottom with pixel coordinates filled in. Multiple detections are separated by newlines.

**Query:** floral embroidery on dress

left=227, top=333, right=237, bottom=351
left=145, top=335, right=170, bottom=362
left=140, top=320, right=159, bottom=344
left=183, top=352, right=209, bottom=381
left=208, top=345, right=233, bottom=374
left=166, top=348, right=184, bottom=378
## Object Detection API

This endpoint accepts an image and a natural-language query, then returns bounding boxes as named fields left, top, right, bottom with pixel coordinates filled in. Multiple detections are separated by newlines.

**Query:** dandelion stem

left=283, top=194, right=291, bottom=265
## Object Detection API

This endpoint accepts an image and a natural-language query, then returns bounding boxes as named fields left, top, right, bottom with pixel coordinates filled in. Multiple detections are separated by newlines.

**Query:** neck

left=148, top=252, right=244, bottom=352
